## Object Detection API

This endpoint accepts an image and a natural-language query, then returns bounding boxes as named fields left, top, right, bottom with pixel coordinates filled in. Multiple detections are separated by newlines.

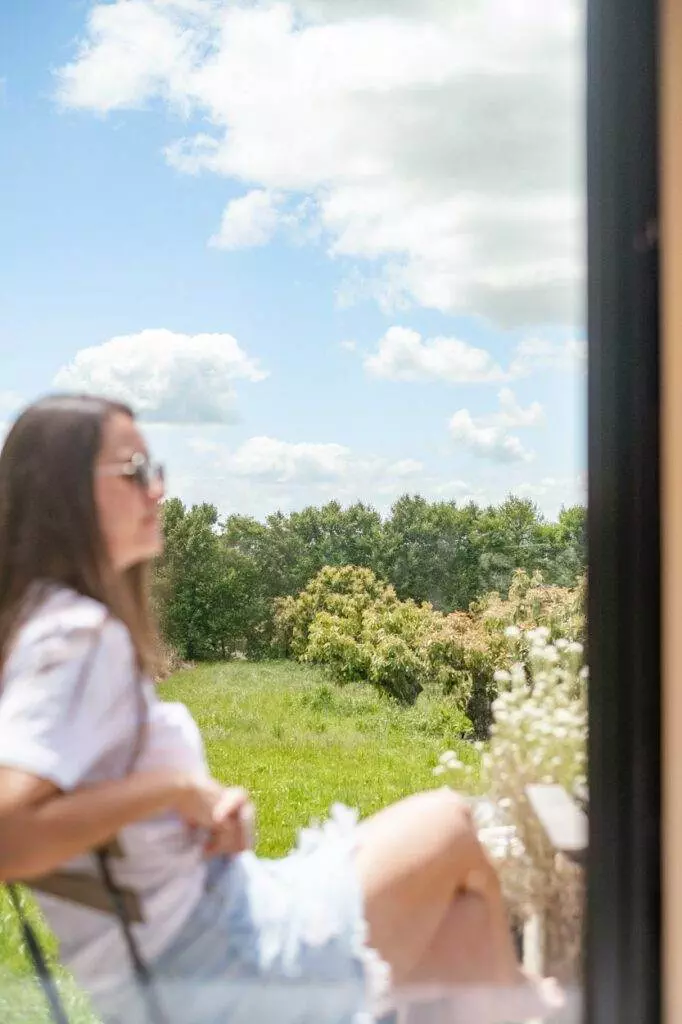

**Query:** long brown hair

left=0, top=394, right=159, bottom=675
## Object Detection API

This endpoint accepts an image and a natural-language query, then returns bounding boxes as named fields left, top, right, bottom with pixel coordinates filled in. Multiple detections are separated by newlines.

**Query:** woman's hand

left=204, top=787, right=255, bottom=857
left=174, top=776, right=255, bottom=857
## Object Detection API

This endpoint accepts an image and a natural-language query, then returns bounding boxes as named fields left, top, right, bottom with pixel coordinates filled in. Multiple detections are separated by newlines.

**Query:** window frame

left=586, top=1, right=661, bottom=1022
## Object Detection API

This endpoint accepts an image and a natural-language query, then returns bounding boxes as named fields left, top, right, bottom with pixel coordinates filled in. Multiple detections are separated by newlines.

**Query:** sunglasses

left=98, top=452, right=165, bottom=491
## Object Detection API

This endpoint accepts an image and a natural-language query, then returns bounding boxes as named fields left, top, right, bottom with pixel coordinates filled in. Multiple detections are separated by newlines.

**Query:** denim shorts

left=96, top=805, right=389, bottom=1024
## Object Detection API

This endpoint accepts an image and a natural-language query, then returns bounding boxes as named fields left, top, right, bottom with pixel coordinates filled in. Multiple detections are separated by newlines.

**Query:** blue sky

left=0, top=0, right=586, bottom=521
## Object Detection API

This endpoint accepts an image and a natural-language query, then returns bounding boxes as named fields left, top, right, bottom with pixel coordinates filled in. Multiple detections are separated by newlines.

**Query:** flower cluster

left=435, top=627, right=588, bottom=979
left=485, top=626, right=587, bottom=800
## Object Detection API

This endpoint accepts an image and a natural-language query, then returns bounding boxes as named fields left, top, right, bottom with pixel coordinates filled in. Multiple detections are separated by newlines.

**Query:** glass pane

left=0, top=1, right=586, bottom=1022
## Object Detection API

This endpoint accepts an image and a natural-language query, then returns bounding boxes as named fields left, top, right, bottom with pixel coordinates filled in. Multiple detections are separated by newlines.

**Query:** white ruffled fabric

left=294, top=802, right=393, bottom=1023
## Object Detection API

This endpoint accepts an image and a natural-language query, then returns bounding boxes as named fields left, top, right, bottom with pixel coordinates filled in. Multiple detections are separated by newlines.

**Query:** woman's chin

left=117, top=539, right=164, bottom=571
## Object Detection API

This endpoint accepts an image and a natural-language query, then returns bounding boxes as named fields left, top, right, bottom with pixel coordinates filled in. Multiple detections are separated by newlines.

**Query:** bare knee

left=420, top=788, right=502, bottom=890
left=356, top=787, right=487, bottom=898
left=425, top=787, right=476, bottom=844
left=399, top=788, right=477, bottom=867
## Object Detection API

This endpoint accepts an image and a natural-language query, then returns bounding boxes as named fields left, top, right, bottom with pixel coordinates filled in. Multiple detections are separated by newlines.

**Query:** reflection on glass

left=0, top=0, right=586, bottom=1021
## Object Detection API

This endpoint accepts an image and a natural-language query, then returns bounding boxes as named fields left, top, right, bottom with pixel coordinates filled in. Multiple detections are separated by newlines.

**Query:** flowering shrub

left=366, top=633, right=424, bottom=704
left=275, top=565, right=586, bottom=734
left=305, top=611, right=371, bottom=683
left=272, top=565, right=398, bottom=659
left=475, top=568, right=585, bottom=644
left=274, top=566, right=462, bottom=703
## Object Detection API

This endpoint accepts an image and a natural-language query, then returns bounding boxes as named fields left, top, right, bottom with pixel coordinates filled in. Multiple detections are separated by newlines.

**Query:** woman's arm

left=0, top=766, right=236, bottom=881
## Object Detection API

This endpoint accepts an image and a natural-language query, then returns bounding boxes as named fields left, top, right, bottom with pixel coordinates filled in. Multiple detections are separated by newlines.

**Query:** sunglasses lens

left=134, top=465, right=150, bottom=489
left=127, top=455, right=164, bottom=490
left=138, top=463, right=164, bottom=490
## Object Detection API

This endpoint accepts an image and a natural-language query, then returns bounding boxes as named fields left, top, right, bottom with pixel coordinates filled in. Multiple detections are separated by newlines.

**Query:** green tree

left=550, top=505, right=587, bottom=586
left=156, top=494, right=587, bottom=666
left=286, top=501, right=384, bottom=582
left=474, top=497, right=547, bottom=596
left=154, top=500, right=223, bottom=660
left=158, top=503, right=271, bottom=659
left=381, top=495, right=483, bottom=610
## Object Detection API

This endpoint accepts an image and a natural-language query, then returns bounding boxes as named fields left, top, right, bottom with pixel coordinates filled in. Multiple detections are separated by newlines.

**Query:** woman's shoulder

left=11, top=585, right=133, bottom=670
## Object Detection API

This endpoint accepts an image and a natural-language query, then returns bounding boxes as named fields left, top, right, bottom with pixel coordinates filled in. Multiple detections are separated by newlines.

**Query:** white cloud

left=365, top=326, right=506, bottom=383
left=363, top=327, right=585, bottom=384
left=432, top=472, right=584, bottom=512
left=296, top=0, right=457, bottom=21
left=431, top=478, right=487, bottom=505
left=510, top=336, right=587, bottom=376
left=56, top=0, right=585, bottom=327
left=447, top=387, right=542, bottom=462
left=209, top=189, right=283, bottom=250
left=54, top=0, right=211, bottom=113
left=449, top=409, right=533, bottom=463
left=515, top=473, right=586, bottom=504
left=229, top=436, right=351, bottom=482
left=205, top=435, right=424, bottom=487
left=434, top=478, right=473, bottom=495
left=494, top=388, right=544, bottom=427
left=53, top=328, right=267, bottom=423
left=175, top=431, right=428, bottom=521
left=146, top=425, right=582, bottom=520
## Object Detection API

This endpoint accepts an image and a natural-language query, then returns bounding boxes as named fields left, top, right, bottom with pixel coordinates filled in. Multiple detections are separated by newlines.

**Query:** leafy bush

left=361, top=598, right=438, bottom=703
left=366, top=633, right=424, bottom=704
left=273, top=565, right=396, bottom=658
left=276, top=566, right=478, bottom=708
left=274, top=564, right=586, bottom=734
left=304, top=611, right=370, bottom=683
left=422, top=612, right=495, bottom=735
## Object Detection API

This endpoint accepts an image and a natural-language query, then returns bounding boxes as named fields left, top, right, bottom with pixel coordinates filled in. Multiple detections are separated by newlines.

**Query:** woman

left=0, top=395, right=563, bottom=1024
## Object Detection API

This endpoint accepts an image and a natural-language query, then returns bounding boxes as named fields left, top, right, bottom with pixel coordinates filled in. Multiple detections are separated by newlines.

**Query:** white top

left=0, top=586, right=209, bottom=998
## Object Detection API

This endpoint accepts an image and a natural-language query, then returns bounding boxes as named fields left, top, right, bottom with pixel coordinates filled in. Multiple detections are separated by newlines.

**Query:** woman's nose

left=149, top=476, right=165, bottom=502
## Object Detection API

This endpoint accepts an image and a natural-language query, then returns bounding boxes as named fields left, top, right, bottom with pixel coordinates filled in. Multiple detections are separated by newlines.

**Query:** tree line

left=152, top=494, right=586, bottom=663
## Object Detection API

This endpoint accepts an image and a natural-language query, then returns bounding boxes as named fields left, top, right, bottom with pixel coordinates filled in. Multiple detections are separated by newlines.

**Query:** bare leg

left=402, top=893, right=516, bottom=988
left=354, top=789, right=563, bottom=1020
left=355, top=788, right=514, bottom=982
left=397, top=895, right=562, bottom=1022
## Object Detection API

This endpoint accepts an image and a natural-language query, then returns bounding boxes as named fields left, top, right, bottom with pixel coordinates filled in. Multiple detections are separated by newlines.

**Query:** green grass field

left=0, top=660, right=478, bottom=1022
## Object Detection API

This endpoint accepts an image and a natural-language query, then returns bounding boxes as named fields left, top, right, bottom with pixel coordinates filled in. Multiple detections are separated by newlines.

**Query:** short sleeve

left=0, top=594, right=142, bottom=790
